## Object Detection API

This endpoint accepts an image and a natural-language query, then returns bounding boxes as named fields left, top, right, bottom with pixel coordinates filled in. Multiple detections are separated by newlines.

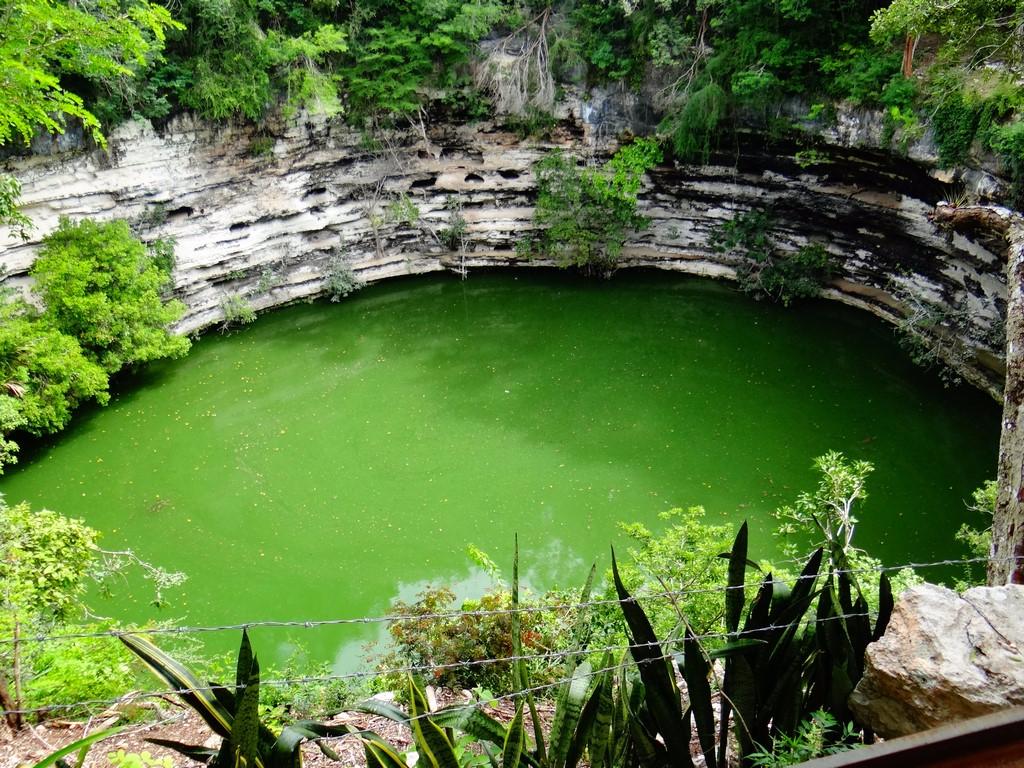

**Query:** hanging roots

left=474, top=9, right=555, bottom=117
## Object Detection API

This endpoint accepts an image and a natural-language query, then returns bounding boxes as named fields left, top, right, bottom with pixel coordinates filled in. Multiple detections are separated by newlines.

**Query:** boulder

left=849, top=583, right=1024, bottom=738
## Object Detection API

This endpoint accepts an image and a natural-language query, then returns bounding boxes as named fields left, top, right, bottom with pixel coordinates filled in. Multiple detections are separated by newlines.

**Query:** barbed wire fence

left=0, top=553, right=1017, bottom=723
left=0, top=553, right=996, bottom=649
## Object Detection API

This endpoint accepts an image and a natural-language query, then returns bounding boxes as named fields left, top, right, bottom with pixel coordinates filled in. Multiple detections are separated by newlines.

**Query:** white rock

left=849, top=583, right=1024, bottom=738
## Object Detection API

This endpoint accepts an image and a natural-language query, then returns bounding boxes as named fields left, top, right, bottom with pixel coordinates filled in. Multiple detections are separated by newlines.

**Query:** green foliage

left=988, top=120, right=1024, bottom=208
left=0, top=0, right=181, bottom=147
left=147, top=237, right=177, bottom=275
left=932, top=90, right=979, bottom=166
left=0, top=496, right=184, bottom=723
left=0, top=497, right=98, bottom=724
left=255, top=265, right=283, bottom=294
left=268, top=24, right=349, bottom=118
left=322, top=253, right=363, bottom=302
left=525, top=138, right=662, bottom=275
left=0, top=500, right=97, bottom=624
left=381, top=585, right=564, bottom=691
left=748, top=711, right=858, bottom=767
left=220, top=293, right=257, bottom=329
left=774, top=452, right=920, bottom=598
left=0, top=217, right=190, bottom=475
left=386, top=194, right=420, bottom=227
left=712, top=210, right=835, bottom=305
left=32, top=218, right=189, bottom=373
left=505, top=110, right=558, bottom=141
left=871, top=0, right=1024, bottom=70
left=0, top=298, right=109, bottom=441
left=0, top=175, right=33, bottom=240
left=31, top=725, right=130, bottom=768
left=775, top=451, right=872, bottom=568
left=253, top=644, right=360, bottom=722
left=24, top=630, right=138, bottom=717
left=612, top=519, right=886, bottom=767
left=820, top=46, right=901, bottom=107
left=602, top=507, right=732, bottom=641
left=663, top=83, right=728, bottom=164
left=568, top=0, right=641, bottom=82
left=122, top=629, right=358, bottom=768
left=0, top=397, right=25, bottom=472
left=248, top=136, right=276, bottom=157
left=344, top=0, right=507, bottom=117
left=955, top=479, right=996, bottom=589
left=108, top=750, right=174, bottom=768
left=439, top=196, right=468, bottom=250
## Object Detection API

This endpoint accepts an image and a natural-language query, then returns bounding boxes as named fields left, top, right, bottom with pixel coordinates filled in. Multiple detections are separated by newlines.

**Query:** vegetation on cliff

left=0, top=1, right=1015, bottom=763
left=1, top=0, right=1022, bottom=183
left=0, top=220, right=187, bottom=474
left=520, top=137, right=662, bottom=274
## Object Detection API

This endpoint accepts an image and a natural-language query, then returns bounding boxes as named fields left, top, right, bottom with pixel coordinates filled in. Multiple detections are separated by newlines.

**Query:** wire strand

left=0, top=553, right=1010, bottom=649
left=0, top=609, right=872, bottom=717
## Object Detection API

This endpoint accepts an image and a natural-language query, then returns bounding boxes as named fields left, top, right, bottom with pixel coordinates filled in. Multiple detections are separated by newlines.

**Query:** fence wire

left=0, top=553, right=1009, bottom=649
left=0, top=609, right=873, bottom=718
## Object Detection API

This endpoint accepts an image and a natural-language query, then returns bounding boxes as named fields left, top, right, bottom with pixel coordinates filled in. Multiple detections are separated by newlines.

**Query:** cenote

left=0, top=269, right=1001, bottom=669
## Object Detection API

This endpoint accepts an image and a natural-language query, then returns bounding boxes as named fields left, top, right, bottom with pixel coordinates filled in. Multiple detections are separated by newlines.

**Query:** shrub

left=0, top=298, right=109, bottom=438
left=749, top=711, right=858, bottom=767
left=322, top=253, right=363, bottom=302
left=712, top=210, right=835, bottom=305
left=32, top=218, right=189, bottom=373
left=597, top=507, right=734, bottom=642
left=439, top=196, right=468, bottom=250
left=524, top=137, right=662, bottom=275
left=663, top=83, right=728, bottom=164
left=259, top=651, right=360, bottom=719
left=0, top=496, right=186, bottom=726
left=955, top=479, right=996, bottom=589
left=380, top=585, right=565, bottom=691
left=24, top=630, right=139, bottom=718
left=220, top=293, right=257, bottom=329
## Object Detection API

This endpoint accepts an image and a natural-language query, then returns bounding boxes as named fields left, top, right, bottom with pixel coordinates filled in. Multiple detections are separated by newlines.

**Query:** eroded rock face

left=0, top=101, right=1008, bottom=395
left=849, top=584, right=1024, bottom=737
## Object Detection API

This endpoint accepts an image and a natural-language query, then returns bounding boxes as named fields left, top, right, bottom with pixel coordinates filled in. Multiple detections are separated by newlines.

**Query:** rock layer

left=0, top=103, right=1008, bottom=395
left=849, top=584, right=1024, bottom=737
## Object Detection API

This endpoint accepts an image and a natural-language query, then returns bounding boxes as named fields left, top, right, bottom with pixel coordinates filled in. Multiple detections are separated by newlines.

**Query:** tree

left=0, top=496, right=185, bottom=728
left=524, top=137, right=662, bottom=275
left=0, top=0, right=182, bottom=147
left=0, top=499, right=96, bottom=728
left=871, top=0, right=1024, bottom=71
left=775, top=451, right=872, bottom=571
left=0, top=298, right=109, bottom=473
left=31, top=218, right=190, bottom=373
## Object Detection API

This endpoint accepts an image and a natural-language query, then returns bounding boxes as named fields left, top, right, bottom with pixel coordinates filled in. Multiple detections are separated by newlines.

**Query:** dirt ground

left=0, top=690, right=558, bottom=768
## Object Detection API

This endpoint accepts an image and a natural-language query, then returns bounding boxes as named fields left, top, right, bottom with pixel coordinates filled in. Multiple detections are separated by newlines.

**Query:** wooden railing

left=799, top=708, right=1024, bottom=767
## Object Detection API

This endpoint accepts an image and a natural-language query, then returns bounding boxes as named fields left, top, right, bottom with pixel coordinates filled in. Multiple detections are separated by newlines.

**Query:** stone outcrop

left=849, top=584, right=1024, bottom=737
left=0, top=98, right=1009, bottom=396
left=933, top=204, right=1024, bottom=585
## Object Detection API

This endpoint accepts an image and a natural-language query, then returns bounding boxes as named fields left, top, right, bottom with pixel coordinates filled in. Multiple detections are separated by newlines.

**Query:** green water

left=0, top=270, right=1001, bottom=668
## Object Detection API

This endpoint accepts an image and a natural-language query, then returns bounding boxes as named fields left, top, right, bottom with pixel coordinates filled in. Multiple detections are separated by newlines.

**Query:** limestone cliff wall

left=0, top=103, right=1008, bottom=396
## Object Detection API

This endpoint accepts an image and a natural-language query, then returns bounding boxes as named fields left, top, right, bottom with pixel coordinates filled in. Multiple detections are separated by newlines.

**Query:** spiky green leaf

left=611, top=548, right=691, bottom=767
left=682, top=628, right=716, bottom=768
left=233, top=653, right=261, bottom=768
left=120, top=633, right=234, bottom=738
left=407, top=676, right=460, bottom=768
left=33, top=726, right=128, bottom=768
left=502, top=701, right=526, bottom=768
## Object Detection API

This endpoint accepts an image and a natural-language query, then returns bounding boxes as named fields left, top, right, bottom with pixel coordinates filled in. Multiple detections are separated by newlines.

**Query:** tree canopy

left=31, top=218, right=189, bottom=373
left=0, top=0, right=181, bottom=147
